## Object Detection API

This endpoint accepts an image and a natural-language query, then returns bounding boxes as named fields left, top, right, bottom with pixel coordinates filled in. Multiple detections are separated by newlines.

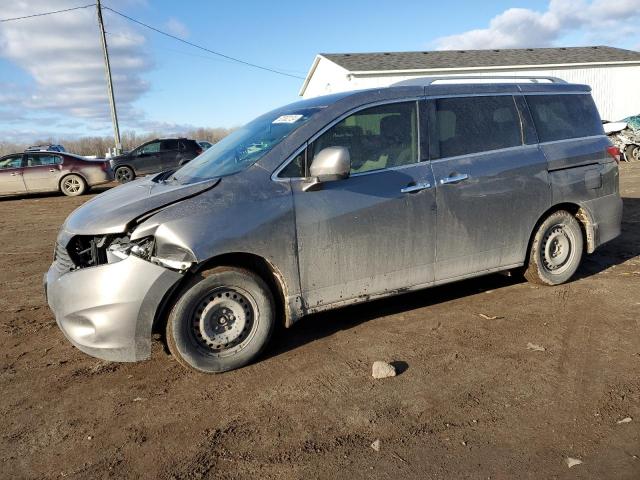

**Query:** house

left=299, top=46, right=640, bottom=121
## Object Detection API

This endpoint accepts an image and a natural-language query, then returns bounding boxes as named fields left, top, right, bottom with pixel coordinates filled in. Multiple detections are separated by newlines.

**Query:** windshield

left=170, top=103, right=327, bottom=184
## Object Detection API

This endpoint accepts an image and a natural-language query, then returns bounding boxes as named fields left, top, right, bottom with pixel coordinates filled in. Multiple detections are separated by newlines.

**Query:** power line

left=0, top=3, right=95, bottom=23
left=106, top=30, right=307, bottom=75
left=102, top=5, right=305, bottom=80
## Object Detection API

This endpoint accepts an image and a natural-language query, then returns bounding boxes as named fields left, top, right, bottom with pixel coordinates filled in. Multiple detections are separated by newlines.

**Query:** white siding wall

left=301, top=57, right=351, bottom=98
left=302, top=59, right=640, bottom=121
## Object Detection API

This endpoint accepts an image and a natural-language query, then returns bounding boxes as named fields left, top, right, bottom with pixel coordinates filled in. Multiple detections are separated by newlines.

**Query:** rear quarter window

left=525, top=94, right=604, bottom=143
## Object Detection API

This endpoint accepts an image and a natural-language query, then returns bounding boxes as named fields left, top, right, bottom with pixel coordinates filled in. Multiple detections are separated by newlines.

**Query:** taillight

left=101, top=161, right=109, bottom=171
left=196, top=148, right=203, bottom=155
left=607, top=145, right=621, bottom=164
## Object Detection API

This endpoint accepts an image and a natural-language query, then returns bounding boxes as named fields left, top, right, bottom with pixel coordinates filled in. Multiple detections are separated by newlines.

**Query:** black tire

left=624, top=144, right=640, bottom=162
left=166, top=267, right=275, bottom=373
left=60, top=174, right=86, bottom=196
left=524, top=210, right=584, bottom=286
left=115, top=166, right=135, bottom=183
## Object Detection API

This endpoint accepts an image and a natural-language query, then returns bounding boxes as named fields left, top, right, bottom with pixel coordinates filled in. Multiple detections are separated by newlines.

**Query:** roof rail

left=393, top=75, right=567, bottom=86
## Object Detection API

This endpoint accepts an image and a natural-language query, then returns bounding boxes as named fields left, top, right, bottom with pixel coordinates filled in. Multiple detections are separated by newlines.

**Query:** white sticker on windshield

left=272, top=114, right=304, bottom=124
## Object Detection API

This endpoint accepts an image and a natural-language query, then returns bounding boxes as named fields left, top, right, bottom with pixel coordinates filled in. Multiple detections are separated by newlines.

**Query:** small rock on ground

left=370, top=439, right=380, bottom=451
left=526, top=342, right=546, bottom=352
left=372, top=361, right=396, bottom=379
left=566, top=457, right=583, bottom=468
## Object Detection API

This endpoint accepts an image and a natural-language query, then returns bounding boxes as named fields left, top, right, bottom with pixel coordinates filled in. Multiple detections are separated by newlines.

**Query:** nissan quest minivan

left=45, top=78, right=622, bottom=373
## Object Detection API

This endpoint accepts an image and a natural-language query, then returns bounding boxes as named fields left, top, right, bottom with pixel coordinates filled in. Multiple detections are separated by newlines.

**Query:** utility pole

left=96, top=0, right=121, bottom=155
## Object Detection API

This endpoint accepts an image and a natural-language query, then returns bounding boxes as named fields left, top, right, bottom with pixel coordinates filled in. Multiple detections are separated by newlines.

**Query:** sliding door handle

left=440, top=173, right=469, bottom=185
left=401, top=182, right=431, bottom=194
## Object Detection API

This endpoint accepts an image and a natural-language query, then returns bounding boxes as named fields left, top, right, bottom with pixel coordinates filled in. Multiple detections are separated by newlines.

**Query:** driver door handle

left=401, top=182, right=431, bottom=194
left=440, top=173, right=469, bottom=185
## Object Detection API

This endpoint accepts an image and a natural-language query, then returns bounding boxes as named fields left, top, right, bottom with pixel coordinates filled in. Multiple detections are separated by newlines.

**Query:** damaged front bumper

left=44, top=255, right=182, bottom=362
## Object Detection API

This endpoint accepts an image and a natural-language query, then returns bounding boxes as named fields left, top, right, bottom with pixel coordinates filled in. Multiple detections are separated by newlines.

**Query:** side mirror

left=309, top=146, right=350, bottom=182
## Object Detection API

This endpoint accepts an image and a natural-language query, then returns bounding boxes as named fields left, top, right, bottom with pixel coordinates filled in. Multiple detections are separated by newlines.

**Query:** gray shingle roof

left=321, top=46, right=640, bottom=72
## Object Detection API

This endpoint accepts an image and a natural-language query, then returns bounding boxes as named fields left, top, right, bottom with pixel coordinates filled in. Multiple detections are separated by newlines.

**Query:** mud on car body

left=45, top=78, right=622, bottom=373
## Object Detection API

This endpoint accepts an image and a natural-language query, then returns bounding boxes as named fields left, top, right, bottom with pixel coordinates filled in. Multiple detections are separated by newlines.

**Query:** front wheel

left=115, top=166, right=135, bottom=183
left=524, top=210, right=584, bottom=285
left=166, top=267, right=275, bottom=373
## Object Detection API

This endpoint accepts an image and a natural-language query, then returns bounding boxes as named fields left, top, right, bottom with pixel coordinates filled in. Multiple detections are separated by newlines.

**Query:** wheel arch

left=114, top=164, right=136, bottom=175
left=152, top=251, right=291, bottom=340
left=525, top=202, right=595, bottom=265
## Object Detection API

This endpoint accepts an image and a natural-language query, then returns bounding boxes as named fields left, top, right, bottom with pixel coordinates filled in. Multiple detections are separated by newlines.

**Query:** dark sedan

left=110, top=138, right=202, bottom=183
left=0, top=151, right=112, bottom=197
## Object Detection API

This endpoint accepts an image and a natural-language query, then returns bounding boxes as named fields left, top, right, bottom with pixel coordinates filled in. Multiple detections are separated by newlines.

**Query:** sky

left=1, top=0, right=639, bottom=144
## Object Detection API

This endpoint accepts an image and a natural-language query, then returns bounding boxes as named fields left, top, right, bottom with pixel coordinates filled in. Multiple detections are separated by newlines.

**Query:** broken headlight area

left=107, top=236, right=193, bottom=272
left=59, top=235, right=193, bottom=273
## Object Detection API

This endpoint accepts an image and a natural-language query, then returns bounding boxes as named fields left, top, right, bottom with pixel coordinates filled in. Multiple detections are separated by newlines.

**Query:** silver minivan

left=45, top=78, right=622, bottom=373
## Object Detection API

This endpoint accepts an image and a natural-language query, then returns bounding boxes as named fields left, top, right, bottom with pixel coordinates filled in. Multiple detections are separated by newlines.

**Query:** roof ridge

left=318, top=46, right=640, bottom=72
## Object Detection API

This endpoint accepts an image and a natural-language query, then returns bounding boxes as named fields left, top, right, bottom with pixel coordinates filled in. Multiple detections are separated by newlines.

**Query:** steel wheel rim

left=189, top=287, right=258, bottom=358
left=633, top=146, right=640, bottom=161
left=63, top=177, right=81, bottom=194
left=116, top=168, right=132, bottom=182
left=541, top=224, right=575, bottom=274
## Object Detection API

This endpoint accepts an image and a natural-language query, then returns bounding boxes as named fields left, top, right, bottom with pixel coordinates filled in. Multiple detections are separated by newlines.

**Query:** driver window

left=139, top=141, right=161, bottom=154
left=310, top=101, right=419, bottom=175
left=0, top=156, right=22, bottom=169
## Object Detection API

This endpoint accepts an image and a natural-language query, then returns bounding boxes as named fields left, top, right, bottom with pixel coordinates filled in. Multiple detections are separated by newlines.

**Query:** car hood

left=60, top=176, right=219, bottom=238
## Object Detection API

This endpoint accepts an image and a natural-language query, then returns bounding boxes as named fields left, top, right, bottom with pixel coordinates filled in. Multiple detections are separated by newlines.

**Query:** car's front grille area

left=68, top=236, right=110, bottom=269
left=53, top=235, right=124, bottom=273
left=54, top=242, right=75, bottom=273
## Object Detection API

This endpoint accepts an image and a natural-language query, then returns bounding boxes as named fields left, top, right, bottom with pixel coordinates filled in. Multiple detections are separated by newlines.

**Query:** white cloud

left=0, top=0, right=151, bottom=127
left=435, top=0, right=640, bottom=50
left=165, top=18, right=189, bottom=38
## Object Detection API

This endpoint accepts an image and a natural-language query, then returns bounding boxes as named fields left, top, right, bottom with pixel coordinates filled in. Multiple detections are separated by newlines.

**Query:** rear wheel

left=524, top=210, right=584, bottom=285
left=624, top=144, right=640, bottom=162
left=166, top=267, right=275, bottom=373
left=115, top=166, right=135, bottom=183
left=60, top=174, right=86, bottom=196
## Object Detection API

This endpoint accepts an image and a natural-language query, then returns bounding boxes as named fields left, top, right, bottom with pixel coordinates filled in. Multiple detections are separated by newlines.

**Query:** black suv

left=110, top=138, right=202, bottom=183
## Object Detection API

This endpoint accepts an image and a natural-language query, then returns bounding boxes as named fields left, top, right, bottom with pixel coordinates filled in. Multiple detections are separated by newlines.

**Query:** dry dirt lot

left=1, top=164, right=639, bottom=480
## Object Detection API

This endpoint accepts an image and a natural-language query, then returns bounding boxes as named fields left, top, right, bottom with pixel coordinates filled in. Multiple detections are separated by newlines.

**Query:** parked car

left=110, top=138, right=202, bottom=183
left=603, top=116, right=640, bottom=162
left=0, top=151, right=112, bottom=197
left=198, top=140, right=213, bottom=150
left=45, top=78, right=622, bottom=373
left=25, top=144, right=66, bottom=152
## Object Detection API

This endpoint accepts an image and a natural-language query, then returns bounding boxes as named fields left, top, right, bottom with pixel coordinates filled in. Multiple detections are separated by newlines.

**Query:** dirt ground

left=1, top=164, right=639, bottom=480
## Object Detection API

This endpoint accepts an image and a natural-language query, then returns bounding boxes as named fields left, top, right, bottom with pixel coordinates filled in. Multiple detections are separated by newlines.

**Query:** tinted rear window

left=525, top=94, right=603, bottom=142
left=179, top=140, right=198, bottom=151
left=433, top=95, right=522, bottom=158
left=161, top=139, right=179, bottom=150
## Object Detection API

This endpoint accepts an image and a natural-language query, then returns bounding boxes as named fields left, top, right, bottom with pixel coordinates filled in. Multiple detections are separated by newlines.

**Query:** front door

left=290, top=100, right=437, bottom=311
left=22, top=153, right=63, bottom=192
left=428, top=95, right=550, bottom=281
left=160, top=139, right=180, bottom=170
left=0, top=155, right=26, bottom=195
left=135, top=141, right=163, bottom=174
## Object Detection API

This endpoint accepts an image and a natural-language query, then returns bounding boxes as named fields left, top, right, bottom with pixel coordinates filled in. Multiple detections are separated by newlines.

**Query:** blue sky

left=1, top=0, right=639, bottom=143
